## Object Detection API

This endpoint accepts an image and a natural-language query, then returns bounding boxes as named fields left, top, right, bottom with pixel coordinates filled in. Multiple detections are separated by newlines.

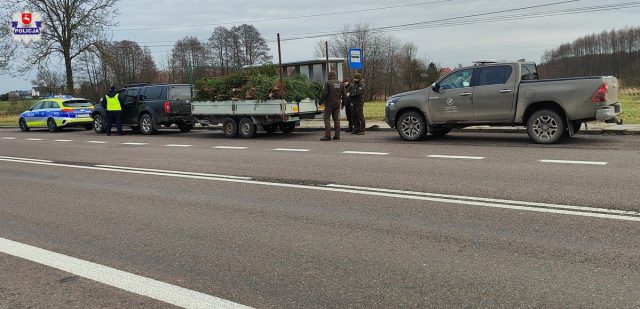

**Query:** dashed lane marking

left=53, top=139, right=74, bottom=142
left=122, top=142, right=148, bottom=146
left=86, top=141, right=107, bottom=144
left=164, top=144, right=192, bottom=147
left=25, top=138, right=44, bottom=141
left=539, top=159, right=608, bottom=166
left=0, top=237, right=252, bottom=309
left=428, top=155, right=485, bottom=160
left=273, top=148, right=310, bottom=152
left=214, top=146, right=249, bottom=150
left=342, top=151, right=389, bottom=156
left=1, top=137, right=16, bottom=140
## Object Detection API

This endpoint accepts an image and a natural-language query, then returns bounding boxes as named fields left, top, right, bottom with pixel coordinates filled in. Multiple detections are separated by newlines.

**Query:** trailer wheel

left=279, top=122, right=296, bottom=134
left=222, top=118, right=238, bottom=138
left=238, top=117, right=256, bottom=138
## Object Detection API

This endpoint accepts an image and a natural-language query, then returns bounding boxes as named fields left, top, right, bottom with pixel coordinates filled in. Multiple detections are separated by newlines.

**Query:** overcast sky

left=2, top=0, right=639, bottom=93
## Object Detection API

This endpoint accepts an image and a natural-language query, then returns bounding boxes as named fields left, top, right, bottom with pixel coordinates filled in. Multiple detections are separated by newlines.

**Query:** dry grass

left=0, top=113, right=18, bottom=126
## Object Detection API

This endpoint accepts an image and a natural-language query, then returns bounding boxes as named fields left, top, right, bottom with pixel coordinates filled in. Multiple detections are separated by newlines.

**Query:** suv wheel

left=222, top=118, right=238, bottom=138
left=527, top=109, right=565, bottom=144
left=397, top=111, right=427, bottom=141
left=238, top=117, right=256, bottom=138
left=19, top=118, right=29, bottom=132
left=140, top=114, right=157, bottom=135
left=93, top=114, right=105, bottom=133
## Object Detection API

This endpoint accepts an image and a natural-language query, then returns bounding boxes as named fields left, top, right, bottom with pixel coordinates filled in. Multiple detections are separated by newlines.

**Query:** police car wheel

left=93, top=114, right=104, bottom=133
left=19, top=118, right=29, bottom=132
left=47, top=118, right=59, bottom=132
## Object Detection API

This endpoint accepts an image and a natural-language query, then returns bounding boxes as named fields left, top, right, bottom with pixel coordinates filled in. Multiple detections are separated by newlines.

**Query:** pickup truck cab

left=92, top=83, right=196, bottom=135
left=385, top=61, right=621, bottom=143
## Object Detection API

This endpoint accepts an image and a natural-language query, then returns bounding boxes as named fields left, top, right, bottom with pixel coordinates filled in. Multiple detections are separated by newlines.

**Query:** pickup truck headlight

left=386, top=97, right=399, bottom=107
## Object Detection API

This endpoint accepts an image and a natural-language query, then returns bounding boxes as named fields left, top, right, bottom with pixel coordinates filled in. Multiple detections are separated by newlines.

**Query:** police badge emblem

left=10, top=8, right=44, bottom=46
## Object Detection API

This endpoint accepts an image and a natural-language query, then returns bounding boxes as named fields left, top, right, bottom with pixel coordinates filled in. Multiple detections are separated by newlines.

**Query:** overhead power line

left=112, top=0, right=455, bottom=32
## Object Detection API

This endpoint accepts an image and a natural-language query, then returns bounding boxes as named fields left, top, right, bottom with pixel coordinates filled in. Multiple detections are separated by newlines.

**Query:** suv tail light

left=163, top=101, right=171, bottom=114
left=61, top=108, right=74, bottom=113
left=592, top=83, right=608, bottom=103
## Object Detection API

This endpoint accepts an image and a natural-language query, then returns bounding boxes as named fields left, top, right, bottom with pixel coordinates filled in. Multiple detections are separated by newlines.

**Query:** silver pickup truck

left=384, top=61, right=621, bottom=143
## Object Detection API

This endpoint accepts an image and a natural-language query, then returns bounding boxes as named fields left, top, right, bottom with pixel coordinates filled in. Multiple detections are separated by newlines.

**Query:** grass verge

left=0, top=114, right=18, bottom=126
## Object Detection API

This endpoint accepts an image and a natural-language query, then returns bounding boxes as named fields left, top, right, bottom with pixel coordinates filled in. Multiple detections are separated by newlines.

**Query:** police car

left=19, top=96, right=95, bottom=132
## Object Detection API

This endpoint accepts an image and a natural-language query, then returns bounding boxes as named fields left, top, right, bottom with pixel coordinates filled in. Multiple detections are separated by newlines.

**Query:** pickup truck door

left=428, top=69, right=475, bottom=123
left=472, top=65, right=516, bottom=122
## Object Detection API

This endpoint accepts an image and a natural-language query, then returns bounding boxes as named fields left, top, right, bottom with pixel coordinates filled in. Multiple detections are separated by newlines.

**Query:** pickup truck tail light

left=163, top=101, right=171, bottom=114
left=592, top=83, right=608, bottom=103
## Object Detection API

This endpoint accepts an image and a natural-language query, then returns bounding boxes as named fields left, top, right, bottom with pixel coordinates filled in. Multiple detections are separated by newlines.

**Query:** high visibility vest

left=105, top=95, right=121, bottom=111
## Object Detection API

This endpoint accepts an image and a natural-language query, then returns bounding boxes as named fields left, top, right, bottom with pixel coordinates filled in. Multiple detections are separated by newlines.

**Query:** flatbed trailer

left=191, top=99, right=323, bottom=138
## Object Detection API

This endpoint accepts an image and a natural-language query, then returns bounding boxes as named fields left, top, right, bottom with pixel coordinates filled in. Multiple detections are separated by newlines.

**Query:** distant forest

left=539, top=27, right=640, bottom=87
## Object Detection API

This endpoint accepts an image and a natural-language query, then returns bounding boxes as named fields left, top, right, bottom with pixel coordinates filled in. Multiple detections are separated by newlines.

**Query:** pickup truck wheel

left=430, top=127, right=451, bottom=136
left=93, top=114, right=105, bottom=133
left=222, top=118, right=238, bottom=138
left=19, top=118, right=29, bottom=132
left=238, top=118, right=257, bottom=138
left=140, top=114, right=157, bottom=135
left=279, top=122, right=296, bottom=134
left=397, top=111, right=427, bottom=141
left=527, top=109, right=565, bottom=144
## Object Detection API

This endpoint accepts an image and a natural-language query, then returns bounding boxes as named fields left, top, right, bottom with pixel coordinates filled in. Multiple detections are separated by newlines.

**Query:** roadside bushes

left=195, top=65, right=322, bottom=102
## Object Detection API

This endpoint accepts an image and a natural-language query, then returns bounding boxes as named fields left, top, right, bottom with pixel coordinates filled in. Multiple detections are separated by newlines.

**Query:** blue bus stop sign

left=348, top=48, right=363, bottom=70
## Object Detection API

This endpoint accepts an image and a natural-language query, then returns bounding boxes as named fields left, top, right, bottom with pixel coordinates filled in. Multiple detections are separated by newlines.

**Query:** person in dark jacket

left=342, top=78, right=355, bottom=132
left=320, top=71, right=344, bottom=141
left=100, top=85, right=124, bottom=136
left=349, top=73, right=366, bottom=135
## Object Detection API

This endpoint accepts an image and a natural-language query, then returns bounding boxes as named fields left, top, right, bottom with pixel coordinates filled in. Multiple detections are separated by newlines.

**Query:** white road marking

left=54, top=139, right=74, bottom=142
left=214, top=146, right=249, bottom=150
left=25, top=138, right=44, bottom=141
left=0, top=237, right=252, bottom=309
left=87, top=141, right=107, bottom=144
left=164, top=144, right=192, bottom=147
left=95, top=165, right=251, bottom=180
left=539, top=159, right=608, bottom=166
left=342, top=151, right=389, bottom=156
left=0, top=156, right=53, bottom=163
left=2, top=156, right=639, bottom=223
left=122, top=142, right=147, bottom=146
left=325, top=184, right=640, bottom=217
left=428, top=155, right=485, bottom=160
left=1, top=137, right=16, bottom=140
left=273, top=148, right=310, bottom=152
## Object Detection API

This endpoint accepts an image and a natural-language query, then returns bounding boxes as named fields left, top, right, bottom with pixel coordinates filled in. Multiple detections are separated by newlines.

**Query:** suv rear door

left=167, top=85, right=192, bottom=115
left=472, top=65, right=516, bottom=122
left=141, top=85, right=166, bottom=116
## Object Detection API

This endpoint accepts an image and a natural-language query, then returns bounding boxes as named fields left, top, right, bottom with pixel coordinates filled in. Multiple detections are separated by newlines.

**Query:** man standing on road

left=349, top=73, right=366, bottom=135
left=101, top=85, right=124, bottom=136
left=320, top=71, right=344, bottom=141
left=342, top=78, right=355, bottom=132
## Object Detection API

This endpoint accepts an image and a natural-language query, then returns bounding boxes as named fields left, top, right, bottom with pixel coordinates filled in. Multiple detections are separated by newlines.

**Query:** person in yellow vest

left=100, top=85, right=123, bottom=136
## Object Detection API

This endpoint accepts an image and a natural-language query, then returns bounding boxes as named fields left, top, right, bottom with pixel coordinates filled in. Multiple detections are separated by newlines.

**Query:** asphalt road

left=1, top=127, right=640, bottom=308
